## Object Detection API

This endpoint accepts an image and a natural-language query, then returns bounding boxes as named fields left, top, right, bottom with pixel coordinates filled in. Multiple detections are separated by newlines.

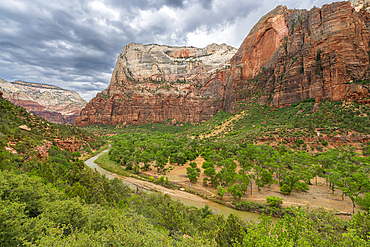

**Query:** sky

left=0, top=0, right=331, bottom=101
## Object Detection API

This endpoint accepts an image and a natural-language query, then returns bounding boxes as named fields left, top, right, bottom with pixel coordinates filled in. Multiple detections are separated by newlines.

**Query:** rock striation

left=351, top=0, right=370, bottom=12
left=0, top=79, right=86, bottom=124
left=76, top=43, right=237, bottom=126
left=225, top=1, right=370, bottom=111
left=78, top=1, right=370, bottom=126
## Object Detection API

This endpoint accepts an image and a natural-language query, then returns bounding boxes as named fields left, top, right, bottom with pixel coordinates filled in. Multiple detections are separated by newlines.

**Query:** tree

left=341, top=170, right=370, bottom=214
left=203, top=161, right=216, bottom=186
left=216, top=185, right=227, bottom=199
left=200, top=205, right=212, bottom=219
left=256, top=168, right=274, bottom=189
left=215, top=213, right=246, bottom=247
left=71, top=151, right=81, bottom=160
left=357, top=193, right=370, bottom=213
left=237, top=170, right=250, bottom=195
left=159, top=204, right=184, bottom=233
left=154, top=151, right=168, bottom=173
left=186, top=162, right=201, bottom=183
left=228, top=184, right=242, bottom=199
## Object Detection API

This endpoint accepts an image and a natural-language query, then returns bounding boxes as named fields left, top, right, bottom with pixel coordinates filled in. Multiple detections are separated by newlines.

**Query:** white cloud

left=0, top=0, right=333, bottom=101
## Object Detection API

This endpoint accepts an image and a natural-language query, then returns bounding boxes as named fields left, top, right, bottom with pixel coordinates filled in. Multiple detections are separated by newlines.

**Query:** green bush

left=321, top=139, right=329, bottom=146
left=280, top=184, right=292, bottom=195
left=266, top=196, right=283, bottom=208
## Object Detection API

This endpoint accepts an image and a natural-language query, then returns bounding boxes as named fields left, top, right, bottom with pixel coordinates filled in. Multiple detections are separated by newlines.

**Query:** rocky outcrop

left=76, top=43, right=237, bottom=126
left=78, top=1, right=370, bottom=126
left=351, top=0, right=370, bottom=12
left=225, top=1, right=370, bottom=111
left=0, top=79, right=86, bottom=124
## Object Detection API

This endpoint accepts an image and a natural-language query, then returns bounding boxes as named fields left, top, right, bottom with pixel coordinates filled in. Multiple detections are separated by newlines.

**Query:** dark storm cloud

left=0, top=0, right=332, bottom=101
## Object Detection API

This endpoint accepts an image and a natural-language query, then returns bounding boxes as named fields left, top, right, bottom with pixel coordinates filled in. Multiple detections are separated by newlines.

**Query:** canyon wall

left=0, top=79, right=86, bottom=124
left=76, top=43, right=237, bottom=126
left=225, top=1, right=370, bottom=111
left=77, top=1, right=370, bottom=126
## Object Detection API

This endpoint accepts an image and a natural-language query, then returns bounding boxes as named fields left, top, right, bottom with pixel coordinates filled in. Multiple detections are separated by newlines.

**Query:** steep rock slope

left=78, top=1, right=370, bottom=126
left=225, top=1, right=370, bottom=111
left=351, top=0, right=370, bottom=11
left=0, top=79, right=86, bottom=124
left=76, top=43, right=236, bottom=126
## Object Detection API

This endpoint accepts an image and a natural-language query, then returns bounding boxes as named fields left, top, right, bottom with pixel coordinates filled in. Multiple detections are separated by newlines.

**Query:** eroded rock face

left=351, top=0, right=370, bottom=12
left=78, top=2, right=370, bottom=126
left=0, top=79, right=86, bottom=124
left=225, top=2, right=370, bottom=111
left=76, top=43, right=237, bottom=126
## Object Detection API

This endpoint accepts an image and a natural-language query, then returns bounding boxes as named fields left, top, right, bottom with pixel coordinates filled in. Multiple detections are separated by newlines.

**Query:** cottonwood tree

left=186, top=162, right=201, bottom=183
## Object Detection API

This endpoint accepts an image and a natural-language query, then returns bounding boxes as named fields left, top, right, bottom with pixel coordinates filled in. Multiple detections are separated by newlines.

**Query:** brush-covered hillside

left=0, top=94, right=213, bottom=246
left=83, top=98, right=370, bottom=246
left=2, top=87, right=370, bottom=245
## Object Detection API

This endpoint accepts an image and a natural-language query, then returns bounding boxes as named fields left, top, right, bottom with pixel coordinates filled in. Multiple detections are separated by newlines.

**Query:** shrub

left=296, top=139, right=304, bottom=145
left=280, top=184, right=292, bottom=195
left=266, top=196, right=283, bottom=208
left=321, top=139, right=329, bottom=146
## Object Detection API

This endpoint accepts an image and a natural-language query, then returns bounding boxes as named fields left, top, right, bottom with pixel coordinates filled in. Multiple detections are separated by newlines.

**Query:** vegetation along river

left=85, top=148, right=263, bottom=221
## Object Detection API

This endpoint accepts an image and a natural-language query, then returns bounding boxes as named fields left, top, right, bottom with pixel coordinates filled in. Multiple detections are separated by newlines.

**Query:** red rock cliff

left=225, top=1, right=370, bottom=111
left=78, top=2, right=370, bottom=126
left=76, top=43, right=237, bottom=126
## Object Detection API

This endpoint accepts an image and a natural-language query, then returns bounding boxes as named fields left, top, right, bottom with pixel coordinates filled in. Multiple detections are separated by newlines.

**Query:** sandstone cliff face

left=225, top=1, right=370, bottom=111
left=76, top=43, right=237, bottom=126
left=0, top=79, right=86, bottom=124
left=78, top=2, right=370, bottom=126
left=351, top=0, right=370, bottom=12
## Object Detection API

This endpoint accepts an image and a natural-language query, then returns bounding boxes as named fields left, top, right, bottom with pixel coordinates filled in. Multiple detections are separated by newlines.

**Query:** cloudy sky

left=0, top=0, right=331, bottom=101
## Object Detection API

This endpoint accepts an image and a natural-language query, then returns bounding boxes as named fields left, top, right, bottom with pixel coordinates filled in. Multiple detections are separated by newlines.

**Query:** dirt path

left=199, top=111, right=246, bottom=139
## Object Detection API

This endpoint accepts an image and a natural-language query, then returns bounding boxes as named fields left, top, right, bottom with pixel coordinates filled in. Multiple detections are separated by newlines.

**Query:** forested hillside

left=0, top=96, right=210, bottom=246
left=2, top=90, right=370, bottom=245
left=81, top=99, right=370, bottom=246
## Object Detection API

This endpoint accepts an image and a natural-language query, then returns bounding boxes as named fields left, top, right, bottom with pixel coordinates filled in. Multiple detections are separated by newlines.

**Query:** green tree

left=216, top=185, right=227, bottom=200
left=154, top=151, right=168, bottom=173
left=139, top=153, right=152, bottom=171
left=159, top=204, right=184, bottom=234
left=357, top=193, right=370, bottom=213
left=215, top=213, right=246, bottom=246
left=341, top=170, right=370, bottom=214
left=186, top=162, right=201, bottom=183
left=228, top=184, right=242, bottom=199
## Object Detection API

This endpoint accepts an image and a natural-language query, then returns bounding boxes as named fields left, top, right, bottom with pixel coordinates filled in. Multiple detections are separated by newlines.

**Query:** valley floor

left=142, top=157, right=355, bottom=218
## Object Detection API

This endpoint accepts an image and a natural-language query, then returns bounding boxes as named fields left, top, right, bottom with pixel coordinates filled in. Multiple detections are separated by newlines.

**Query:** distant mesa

left=0, top=78, right=86, bottom=124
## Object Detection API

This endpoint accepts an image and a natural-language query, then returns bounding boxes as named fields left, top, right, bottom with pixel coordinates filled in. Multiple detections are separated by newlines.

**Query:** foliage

left=2, top=93, right=370, bottom=245
left=280, top=184, right=292, bottom=195
left=266, top=196, right=283, bottom=208
left=0, top=97, right=106, bottom=156
left=186, top=162, right=201, bottom=183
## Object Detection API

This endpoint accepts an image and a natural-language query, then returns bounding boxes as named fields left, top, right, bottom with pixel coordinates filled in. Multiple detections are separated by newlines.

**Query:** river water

left=85, top=148, right=263, bottom=221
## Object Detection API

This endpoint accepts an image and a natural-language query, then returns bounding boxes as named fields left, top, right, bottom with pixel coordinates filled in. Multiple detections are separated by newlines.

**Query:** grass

left=95, top=152, right=131, bottom=176
left=83, top=144, right=109, bottom=161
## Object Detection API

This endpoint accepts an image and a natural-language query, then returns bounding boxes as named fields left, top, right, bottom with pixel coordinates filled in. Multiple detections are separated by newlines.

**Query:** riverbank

left=85, top=149, right=266, bottom=220
left=92, top=150, right=292, bottom=218
left=93, top=147, right=355, bottom=220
